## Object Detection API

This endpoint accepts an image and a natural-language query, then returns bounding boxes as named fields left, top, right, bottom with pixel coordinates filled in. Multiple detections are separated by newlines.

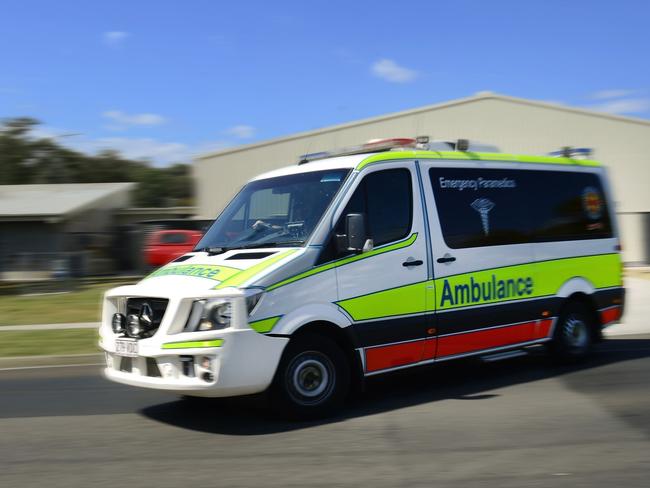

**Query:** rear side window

left=338, top=168, right=413, bottom=247
left=429, top=167, right=612, bottom=248
left=429, top=168, right=528, bottom=248
left=528, top=171, right=612, bottom=241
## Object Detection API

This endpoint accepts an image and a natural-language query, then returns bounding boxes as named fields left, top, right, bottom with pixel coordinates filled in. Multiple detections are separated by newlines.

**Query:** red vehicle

left=145, top=229, right=203, bottom=267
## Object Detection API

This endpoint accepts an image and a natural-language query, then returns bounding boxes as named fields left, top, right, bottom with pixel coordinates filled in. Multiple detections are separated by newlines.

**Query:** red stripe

left=533, top=318, right=554, bottom=339
left=422, top=337, right=437, bottom=360
left=437, top=322, right=535, bottom=358
left=365, top=319, right=554, bottom=373
left=365, top=341, right=423, bottom=372
left=600, top=306, right=621, bottom=325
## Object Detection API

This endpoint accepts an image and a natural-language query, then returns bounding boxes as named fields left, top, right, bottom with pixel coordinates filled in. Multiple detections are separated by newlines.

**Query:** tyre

left=549, top=301, right=594, bottom=362
left=270, top=334, right=350, bottom=419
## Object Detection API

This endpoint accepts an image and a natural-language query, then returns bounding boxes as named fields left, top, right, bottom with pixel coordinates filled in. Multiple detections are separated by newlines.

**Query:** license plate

left=115, top=339, right=138, bottom=357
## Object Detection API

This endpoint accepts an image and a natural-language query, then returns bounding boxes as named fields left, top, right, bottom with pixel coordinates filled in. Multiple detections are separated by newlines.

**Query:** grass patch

left=0, top=329, right=99, bottom=357
left=0, top=282, right=132, bottom=326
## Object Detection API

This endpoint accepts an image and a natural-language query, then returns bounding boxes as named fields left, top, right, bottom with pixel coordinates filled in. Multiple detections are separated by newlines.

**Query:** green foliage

left=0, top=329, right=98, bottom=357
left=0, top=117, right=194, bottom=207
left=0, top=282, right=131, bottom=326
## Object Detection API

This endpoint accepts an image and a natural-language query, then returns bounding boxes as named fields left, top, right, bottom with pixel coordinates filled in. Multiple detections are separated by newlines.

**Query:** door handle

left=437, top=254, right=456, bottom=264
left=402, top=259, right=423, bottom=267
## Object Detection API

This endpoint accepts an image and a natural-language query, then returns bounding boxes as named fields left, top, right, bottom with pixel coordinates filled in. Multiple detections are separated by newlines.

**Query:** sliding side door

left=421, top=161, right=538, bottom=360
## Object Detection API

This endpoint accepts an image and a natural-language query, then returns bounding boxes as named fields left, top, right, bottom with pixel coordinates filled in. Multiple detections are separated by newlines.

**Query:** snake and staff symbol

left=471, top=198, right=495, bottom=235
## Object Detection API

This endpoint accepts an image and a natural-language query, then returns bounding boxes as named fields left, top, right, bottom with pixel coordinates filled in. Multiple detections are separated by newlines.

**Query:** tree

left=0, top=117, right=194, bottom=207
left=0, top=117, right=40, bottom=184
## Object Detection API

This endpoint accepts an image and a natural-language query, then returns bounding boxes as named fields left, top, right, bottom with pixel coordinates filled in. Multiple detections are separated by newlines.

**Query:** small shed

left=0, top=182, right=135, bottom=279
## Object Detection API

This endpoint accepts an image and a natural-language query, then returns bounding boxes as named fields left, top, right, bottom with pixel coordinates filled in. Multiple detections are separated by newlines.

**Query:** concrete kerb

left=0, top=353, right=105, bottom=370
left=0, top=322, right=100, bottom=331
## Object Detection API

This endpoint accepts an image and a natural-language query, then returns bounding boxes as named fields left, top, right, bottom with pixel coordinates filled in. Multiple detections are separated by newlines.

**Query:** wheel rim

left=286, top=352, right=335, bottom=405
left=563, top=315, right=589, bottom=349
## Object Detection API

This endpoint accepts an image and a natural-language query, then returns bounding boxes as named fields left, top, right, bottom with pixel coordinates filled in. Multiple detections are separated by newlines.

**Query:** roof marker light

left=456, top=139, right=470, bottom=151
left=549, top=147, right=593, bottom=159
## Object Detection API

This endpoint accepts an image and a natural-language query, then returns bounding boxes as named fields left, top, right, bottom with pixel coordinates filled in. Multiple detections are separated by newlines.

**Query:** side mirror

left=336, top=213, right=371, bottom=254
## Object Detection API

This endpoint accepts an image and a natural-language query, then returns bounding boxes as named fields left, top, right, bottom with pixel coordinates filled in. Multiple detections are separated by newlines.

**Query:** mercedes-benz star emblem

left=139, top=302, right=154, bottom=328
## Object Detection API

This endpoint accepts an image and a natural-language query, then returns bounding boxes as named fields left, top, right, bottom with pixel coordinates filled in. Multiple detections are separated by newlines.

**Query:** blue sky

left=1, top=0, right=649, bottom=165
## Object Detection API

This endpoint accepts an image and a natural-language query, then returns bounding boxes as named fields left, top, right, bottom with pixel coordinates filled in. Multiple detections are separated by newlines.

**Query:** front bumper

left=99, top=284, right=288, bottom=397
left=102, top=328, right=288, bottom=397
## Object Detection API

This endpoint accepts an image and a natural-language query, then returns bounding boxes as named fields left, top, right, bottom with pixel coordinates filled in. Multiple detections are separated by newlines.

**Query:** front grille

left=126, top=297, right=169, bottom=338
left=145, top=357, right=162, bottom=377
left=119, top=356, right=132, bottom=372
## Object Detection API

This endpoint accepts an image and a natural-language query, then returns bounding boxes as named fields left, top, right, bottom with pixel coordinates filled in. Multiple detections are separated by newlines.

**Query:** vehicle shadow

left=139, top=336, right=650, bottom=435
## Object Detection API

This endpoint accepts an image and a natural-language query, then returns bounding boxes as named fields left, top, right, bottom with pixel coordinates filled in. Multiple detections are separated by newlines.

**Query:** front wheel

left=549, top=301, right=594, bottom=362
left=271, top=334, right=350, bottom=419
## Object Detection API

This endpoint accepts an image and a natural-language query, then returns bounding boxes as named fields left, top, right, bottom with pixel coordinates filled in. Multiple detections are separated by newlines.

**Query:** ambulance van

left=100, top=138, right=625, bottom=417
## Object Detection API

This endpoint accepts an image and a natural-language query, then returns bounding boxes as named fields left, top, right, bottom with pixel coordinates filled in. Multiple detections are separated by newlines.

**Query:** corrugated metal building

left=195, top=92, right=650, bottom=264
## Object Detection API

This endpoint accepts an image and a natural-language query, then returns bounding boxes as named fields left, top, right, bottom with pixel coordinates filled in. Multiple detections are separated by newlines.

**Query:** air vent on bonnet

left=172, top=255, right=193, bottom=263
left=226, top=252, right=277, bottom=260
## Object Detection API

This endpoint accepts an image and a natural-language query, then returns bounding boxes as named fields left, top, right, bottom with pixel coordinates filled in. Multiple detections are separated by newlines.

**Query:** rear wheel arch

left=548, top=295, right=597, bottom=361
left=555, top=277, right=602, bottom=341
left=559, top=292, right=602, bottom=341
left=556, top=277, right=595, bottom=298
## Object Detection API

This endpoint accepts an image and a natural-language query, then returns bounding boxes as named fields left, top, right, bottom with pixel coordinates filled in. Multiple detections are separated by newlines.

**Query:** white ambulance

left=100, top=138, right=625, bottom=417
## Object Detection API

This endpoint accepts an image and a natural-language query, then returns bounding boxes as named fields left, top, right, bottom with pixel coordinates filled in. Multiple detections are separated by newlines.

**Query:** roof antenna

left=414, top=113, right=422, bottom=145
left=300, top=135, right=316, bottom=165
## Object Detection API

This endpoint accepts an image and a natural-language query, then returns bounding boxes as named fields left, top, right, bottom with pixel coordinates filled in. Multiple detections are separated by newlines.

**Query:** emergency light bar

left=417, top=139, right=501, bottom=153
left=298, top=138, right=416, bottom=164
left=298, top=137, right=502, bottom=164
left=549, top=147, right=593, bottom=159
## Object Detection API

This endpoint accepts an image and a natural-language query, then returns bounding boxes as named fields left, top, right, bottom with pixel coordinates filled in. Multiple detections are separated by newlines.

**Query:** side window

left=366, top=169, right=413, bottom=245
left=528, top=171, right=612, bottom=241
left=429, top=168, right=528, bottom=248
left=429, top=168, right=613, bottom=249
left=337, top=168, right=412, bottom=247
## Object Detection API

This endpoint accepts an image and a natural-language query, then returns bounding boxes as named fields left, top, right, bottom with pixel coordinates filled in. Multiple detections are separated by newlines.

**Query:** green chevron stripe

left=266, top=233, right=418, bottom=291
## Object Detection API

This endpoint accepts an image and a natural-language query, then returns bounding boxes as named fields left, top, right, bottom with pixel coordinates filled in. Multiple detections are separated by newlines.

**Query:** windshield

left=195, top=169, right=350, bottom=250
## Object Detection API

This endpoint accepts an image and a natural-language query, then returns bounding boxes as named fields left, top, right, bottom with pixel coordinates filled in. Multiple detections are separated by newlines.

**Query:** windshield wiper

left=195, top=241, right=304, bottom=254
left=230, top=240, right=305, bottom=250
left=205, top=240, right=304, bottom=252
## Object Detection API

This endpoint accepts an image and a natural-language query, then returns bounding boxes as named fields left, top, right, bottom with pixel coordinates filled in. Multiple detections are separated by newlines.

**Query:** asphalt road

left=0, top=335, right=649, bottom=487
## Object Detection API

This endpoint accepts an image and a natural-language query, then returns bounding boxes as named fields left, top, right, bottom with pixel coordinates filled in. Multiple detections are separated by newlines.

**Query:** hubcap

left=286, top=352, right=335, bottom=405
left=563, top=316, right=588, bottom=349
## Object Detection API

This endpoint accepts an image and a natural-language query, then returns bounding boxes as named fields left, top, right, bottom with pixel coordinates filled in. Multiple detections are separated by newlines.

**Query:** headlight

left=245, top=289, right=265, bottom=315
left=204, top=302, right=231, bottom=330
left=185, top=299, right=232, bottom=331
